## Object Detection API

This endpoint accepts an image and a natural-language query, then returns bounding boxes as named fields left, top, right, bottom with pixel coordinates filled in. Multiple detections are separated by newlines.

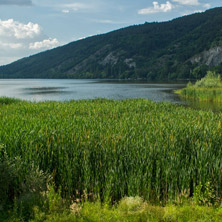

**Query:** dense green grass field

left=1, top=97, right=222, bottom=221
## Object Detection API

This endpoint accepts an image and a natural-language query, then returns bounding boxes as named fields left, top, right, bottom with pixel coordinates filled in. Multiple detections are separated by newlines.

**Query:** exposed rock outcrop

left=190, top=46, right=222, bottom=66
left=124, top=58, right=136, bottom=68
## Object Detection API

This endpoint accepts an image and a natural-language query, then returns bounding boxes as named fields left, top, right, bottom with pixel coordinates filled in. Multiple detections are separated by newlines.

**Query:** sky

left=0, top=0, right=221, bottom=65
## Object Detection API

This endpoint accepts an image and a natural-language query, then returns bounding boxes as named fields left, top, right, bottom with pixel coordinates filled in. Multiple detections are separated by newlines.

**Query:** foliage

left=163, top=203, right=219, bottom=222
left=176, top=71, right=222, bottom=102
left=194, top=71, right=222, bottom=88
left=0, top=97, right=21, bottom=105
left=1, top=8, right=222, bottom=80
left=0, top=144, right=49, bottom=220
left=193, top=181, right=217, bottom=206
left=3, top=195, right=222, bottom=222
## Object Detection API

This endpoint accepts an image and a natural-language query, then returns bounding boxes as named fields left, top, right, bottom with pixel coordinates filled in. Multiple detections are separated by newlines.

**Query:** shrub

left=0, top=144, right=49, bottom=220
left=193, top=181, right=217, bottom=207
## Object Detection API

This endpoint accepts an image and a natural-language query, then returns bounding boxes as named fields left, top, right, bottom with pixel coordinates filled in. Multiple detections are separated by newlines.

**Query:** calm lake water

left=0, top=79, right=186, bottom=103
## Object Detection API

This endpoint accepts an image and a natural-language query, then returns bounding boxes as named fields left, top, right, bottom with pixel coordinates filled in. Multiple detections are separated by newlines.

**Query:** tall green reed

left=1, top=98, right=222, bottom=203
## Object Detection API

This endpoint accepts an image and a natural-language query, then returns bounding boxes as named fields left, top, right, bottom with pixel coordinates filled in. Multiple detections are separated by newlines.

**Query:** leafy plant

left=0, top=144, right=49, bottom=220
left=193, top=181, right=217, bottom=206
left=194, top=71, right=222, bottom=88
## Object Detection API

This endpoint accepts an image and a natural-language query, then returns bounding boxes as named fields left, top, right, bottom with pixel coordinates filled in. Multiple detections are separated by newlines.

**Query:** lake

left=0, top=79, right=186, bottom=103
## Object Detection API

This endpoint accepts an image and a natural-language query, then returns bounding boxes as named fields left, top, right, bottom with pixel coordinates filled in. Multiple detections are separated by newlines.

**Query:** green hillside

left=1, top=7, right=222, bottom=80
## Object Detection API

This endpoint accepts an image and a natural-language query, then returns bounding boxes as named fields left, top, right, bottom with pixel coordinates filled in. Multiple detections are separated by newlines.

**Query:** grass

left=2, top=193, right=222, bottom=222
left=0, top=97, right=22, bottom=105
left=1, top=97, right=222, bottom=220
left=176, top=71, right=222, bottom=102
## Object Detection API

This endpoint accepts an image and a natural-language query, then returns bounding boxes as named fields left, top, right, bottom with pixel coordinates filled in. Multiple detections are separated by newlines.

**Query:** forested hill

left=1, top=7, right=222, bottom=80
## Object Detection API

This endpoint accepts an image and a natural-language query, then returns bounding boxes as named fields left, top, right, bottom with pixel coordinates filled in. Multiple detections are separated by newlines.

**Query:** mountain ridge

left=1, top=7, right=222, bottom=80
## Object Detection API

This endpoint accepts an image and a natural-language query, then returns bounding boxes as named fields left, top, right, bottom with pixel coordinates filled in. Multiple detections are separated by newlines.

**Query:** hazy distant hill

left=1, top=7, right=222, bottom=80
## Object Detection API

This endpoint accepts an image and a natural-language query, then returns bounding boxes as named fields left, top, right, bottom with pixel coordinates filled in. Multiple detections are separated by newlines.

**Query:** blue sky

left=0, top=0, right=221, bottom=65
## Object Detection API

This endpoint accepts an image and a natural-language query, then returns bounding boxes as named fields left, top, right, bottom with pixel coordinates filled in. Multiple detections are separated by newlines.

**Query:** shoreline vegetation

left=1, top=97, right=222, bottom=221
left=176, top=71, right=222, bottom=102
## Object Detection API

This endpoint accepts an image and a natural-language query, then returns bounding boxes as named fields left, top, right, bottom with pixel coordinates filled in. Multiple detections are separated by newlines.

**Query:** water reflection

left=26, top=91, right=71, bottom=95
left=183, top=100, right=222, bottom=112
left=22, top=86, right=70, bottom=95
left=23, top=87, right=67, bottom=91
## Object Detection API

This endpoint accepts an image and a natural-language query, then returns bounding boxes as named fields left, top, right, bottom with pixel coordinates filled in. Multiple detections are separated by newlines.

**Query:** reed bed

left=176, top=71, right=222, bottom=102
left=1, top=98, right=222, bottom=203
left=177, top=87, right=222, bottom=102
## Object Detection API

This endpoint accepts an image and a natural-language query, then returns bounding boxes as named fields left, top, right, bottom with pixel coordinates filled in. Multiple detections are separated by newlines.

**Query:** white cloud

left=0, top=42, right=23, bottom=49
left=172, top=0, right=200, bottom=5
left=0, top=19, right=60, bottom=65
left=172, top=0, right=211, bottom=14
left=0, top=19, right=41, bottom=39
left=138, top=1, right=174, bottom=15
left=172, top=0, right=210, bottom=8
left=194, top=10, right=204, bottom=13
left=29, top=38, right=59, bottom=50
left=61, top=3, right=92, bottom=12
left=182, top=9, right=208, bottom=16
left=203, top=3, right=211, bottom=8
left=62, top=9, right=70, bottom=14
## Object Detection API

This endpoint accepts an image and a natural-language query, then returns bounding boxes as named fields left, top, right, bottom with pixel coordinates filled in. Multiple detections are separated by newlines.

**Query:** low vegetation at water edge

left=1, top=98, right=222, bottom=221
left=176, top=71, right=222, bottom=102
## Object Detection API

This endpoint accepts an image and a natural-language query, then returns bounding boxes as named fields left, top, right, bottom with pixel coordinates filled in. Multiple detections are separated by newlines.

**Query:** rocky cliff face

left=190, top=46, right=222, bottom=66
